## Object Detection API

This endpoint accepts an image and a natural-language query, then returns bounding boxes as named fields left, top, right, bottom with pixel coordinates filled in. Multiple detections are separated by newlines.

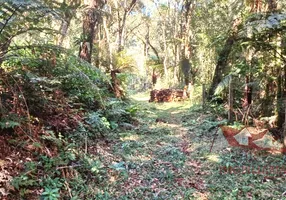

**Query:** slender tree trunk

left=228, top=75, right=234, bottom=123
left=103, top=16, right=113, bottom=71
left=0, top=40, right=10, bottom=68
left=58, top=0, right=81, bottom=46
left=242, top=48, right=254, bottom=108
left=277, top=71, right=283, bottom=128
left=116, top=0, right=137, bottom=52
left=162, top=19, right=169, bottom=77
left=277, top=34, right=285, bottom=128
left=58, top=19, right=71, bottom=46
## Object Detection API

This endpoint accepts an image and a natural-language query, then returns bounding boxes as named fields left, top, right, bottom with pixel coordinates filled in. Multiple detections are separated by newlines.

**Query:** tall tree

left=79, top=0, right=106, bottom=63
left=208, top=18, right=242, bottom=97
left=58, top=0, right=81, bottom=46
left=114, top=0, right=138, bottom=52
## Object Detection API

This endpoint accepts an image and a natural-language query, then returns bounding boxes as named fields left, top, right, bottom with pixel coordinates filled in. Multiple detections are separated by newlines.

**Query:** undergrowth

left=0, top=47, right=138, bottom=199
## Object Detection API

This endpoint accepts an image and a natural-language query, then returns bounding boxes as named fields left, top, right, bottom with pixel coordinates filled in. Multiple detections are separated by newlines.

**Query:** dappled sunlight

left=2, top=0, right=286, bottom=199
left=125, top=154, right=153, bottom=162
left=164, top=123, right=181, bottom=128
left=170, top=110, right=184, bottom=114
left=154, top=101, right=192, bottom=111
left=120, top=134, right=141, bottom=141
left=131, top=92, right=150, bottom=102
left=206, top=154, right=221, bottom=163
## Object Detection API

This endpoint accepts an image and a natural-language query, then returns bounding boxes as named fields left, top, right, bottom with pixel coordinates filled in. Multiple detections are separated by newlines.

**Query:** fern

left=214, top=74, right=232, bottom=95
left=0, top=120, right=20, bottom=129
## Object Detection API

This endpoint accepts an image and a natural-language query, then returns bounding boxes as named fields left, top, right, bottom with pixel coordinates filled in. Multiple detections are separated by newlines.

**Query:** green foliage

left=11, top=138, right=108, bottom=198
left=110, top=161, right=126, bottom=171
left=4, top=46, right=110, bottom=108
left=59, top=55, right=110, bottom=105
left=12, top=175, right=38, bottom=190
left=207, top=149, right=286, bottom=199
left=120, top=140, right=144, bottom=154
left=84, top=112, right=110, bottom=136
left=125, top=105, right=139, bottom=117
left=113, top=50, right=136, bottom=71
left=229, top=121, right=244, bottom=130
left=214, top=74, right=232, bottom=95
left=41, top=187, right=60, bottom=200
left=83, top=156, right=105, bottom=176
left=40, top=177, right=63, bottom=189
left=41, top=131, right=64, bottom=148
left=102, top=99, right=138, bottom=126
left=0, top=120, right=20, bottom=129
left=94, top=191, right=111, bottom=200
left=244, top=13, right=286, bottom=37
left=156, top=145, right=186, bottom=167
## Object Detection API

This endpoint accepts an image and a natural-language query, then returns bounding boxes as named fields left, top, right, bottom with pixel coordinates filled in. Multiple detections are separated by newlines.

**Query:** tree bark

left=58, top=0, right=81, bottom=46
left=228, top=75, right=234, bottom=123
left=208, top=18, right=242, bottom=97
left=111, top=69, right=124, bottom=98
left=103, top=16, right=113, bottom=71
left=116, top=0, right=137, bottom=52
left=242, top=48, right=254, bottom=108
left=277, top=34, right=285, bottom=128
left=162, top=18, right=169, bottom=77
left=0, top=39, right=10, bottom=68
left=79, top=0, right=105, bottom=63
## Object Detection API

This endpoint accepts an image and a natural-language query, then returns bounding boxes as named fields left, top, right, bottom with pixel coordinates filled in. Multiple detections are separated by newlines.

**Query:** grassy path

left=95, top=93, right=286, bottom=200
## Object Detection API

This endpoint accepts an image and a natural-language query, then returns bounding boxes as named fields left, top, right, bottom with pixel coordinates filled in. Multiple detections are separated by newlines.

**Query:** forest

left=1, top=0, right=286, bottom=199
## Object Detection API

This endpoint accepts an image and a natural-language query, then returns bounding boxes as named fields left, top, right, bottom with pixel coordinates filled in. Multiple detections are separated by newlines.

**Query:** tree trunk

left=277, top=34, right=285, bottom=128
left=162, top=19, right=169, bottom=77
left=277, top=71, right=284, bottom=128
left=267, top=0, right=277, bottom=11
left=228, top=75, right=234, bottom=123
left=111, top=70, right=124, bottom=98
left=103, top=16, right=113, bottom=71
left=0, top=40, right=10, bottom=68
left=208, top=19, right=242, bottom=97
left=58, top=0, right=81, bottom=46
left=243, top=48, right=254, bottom=108
left=79, top=0, right=105, bottom=63
left=116, top=0, right=137, bottom=52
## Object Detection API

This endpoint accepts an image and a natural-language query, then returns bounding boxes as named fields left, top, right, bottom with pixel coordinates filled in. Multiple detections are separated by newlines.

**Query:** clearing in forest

left=93, top=93, right=286, bottom=199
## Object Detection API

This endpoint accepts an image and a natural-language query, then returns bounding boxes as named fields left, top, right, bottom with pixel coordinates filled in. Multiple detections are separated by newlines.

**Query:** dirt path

left=94, top=93, right=286, bottom=199
left=96, top=94, right=211, bottom=199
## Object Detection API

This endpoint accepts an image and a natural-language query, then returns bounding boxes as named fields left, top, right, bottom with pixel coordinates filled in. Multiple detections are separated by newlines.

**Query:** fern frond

left=214, top=74, right=232, bottom=95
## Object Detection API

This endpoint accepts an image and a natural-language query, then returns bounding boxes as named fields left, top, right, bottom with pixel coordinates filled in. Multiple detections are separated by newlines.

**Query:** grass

left=85, top=93, right=285, bottom=199
left=5, top=92, right=286, bottom=199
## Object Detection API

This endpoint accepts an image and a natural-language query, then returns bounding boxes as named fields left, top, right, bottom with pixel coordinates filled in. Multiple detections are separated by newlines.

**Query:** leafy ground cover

left=1, top=93, right=286, bottom=199
left=88, top=93, right=286, bottom=199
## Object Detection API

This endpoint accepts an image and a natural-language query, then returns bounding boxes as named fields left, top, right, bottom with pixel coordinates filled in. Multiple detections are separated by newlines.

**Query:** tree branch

left=0, top=4, right=21, bottom=35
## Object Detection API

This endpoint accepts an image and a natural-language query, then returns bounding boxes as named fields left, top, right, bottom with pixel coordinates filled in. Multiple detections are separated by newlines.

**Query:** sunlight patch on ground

left=206, top=154, right=221, bottom=163
left=120, top=134, right=140, bottom=141
left=127, top=154, right=152, bottom=162
left=170, top=110, right=183, bottom=114
left=164, top=123, right=180, bottom=128
left=131, top=92, right=150, bottom=102
left=154, top=101, right=191, bottom=111
left=131, top=92, right=192, bottom=111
